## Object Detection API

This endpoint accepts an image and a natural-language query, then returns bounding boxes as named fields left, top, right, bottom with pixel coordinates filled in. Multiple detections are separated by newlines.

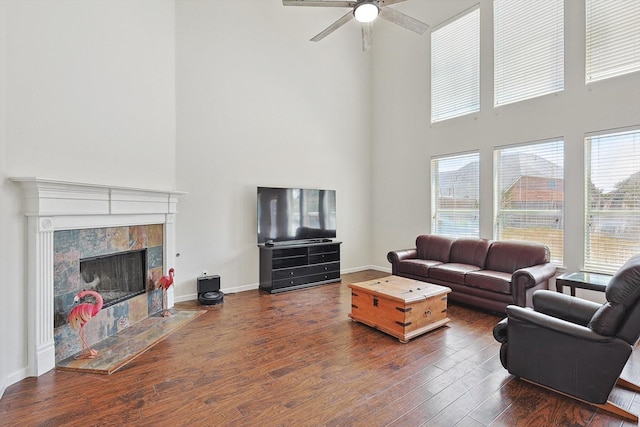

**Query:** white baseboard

left=342, top=265, right=391, bottom=274
left=174, top=266, right=391, bottom=303
left=0, top=375, right=5, bottom=400
left=174, top=282, right=260, bottom=303
left=1, top=366, right=30, bottom=399
left=221, top=282, right=260, bottom=294
left=8, top=367, right=29, bottom=386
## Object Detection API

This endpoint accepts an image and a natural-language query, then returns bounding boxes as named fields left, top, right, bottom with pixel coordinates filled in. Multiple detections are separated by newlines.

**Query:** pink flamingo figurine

left=68, top=290, right=103, bottom=359
left=158, top=267, right=175, bottom=317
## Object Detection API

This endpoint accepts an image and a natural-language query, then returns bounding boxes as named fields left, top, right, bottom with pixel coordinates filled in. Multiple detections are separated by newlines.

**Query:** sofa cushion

left=448, top=238, right=492, bottom=268
left=465, top=270, right=513, bottom=294
left=484, top=240, right=550, bottom=273
left=397, top=259, right=442, bottom=277
left=429, top=263, right=481, bottom=283
left=416, top=235, right=454, bottom=263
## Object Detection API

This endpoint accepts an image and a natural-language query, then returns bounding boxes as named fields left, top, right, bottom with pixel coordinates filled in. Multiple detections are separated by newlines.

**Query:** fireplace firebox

left=80, top=249, right=147, bottom=308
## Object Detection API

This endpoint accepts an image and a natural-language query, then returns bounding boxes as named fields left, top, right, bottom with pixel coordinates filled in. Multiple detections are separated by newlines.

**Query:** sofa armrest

left=506, top=305, right=612, bottom=342
left=532, top=289, right=601, bottom=326
left=511, top=262, right=556, bottom=307
left=387, top=249, right=418, bottom=264
left=513, top=263, right=557, bottom=289
left=387, top=249, right=418, bottom=275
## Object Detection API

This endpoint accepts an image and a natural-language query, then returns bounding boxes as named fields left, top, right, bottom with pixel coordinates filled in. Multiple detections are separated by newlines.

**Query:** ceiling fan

left=283, top=0, right=429, bottom=51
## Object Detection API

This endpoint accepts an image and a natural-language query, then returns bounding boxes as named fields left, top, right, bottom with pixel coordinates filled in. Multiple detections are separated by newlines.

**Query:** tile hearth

left=56, top=309, right=205, bottom=374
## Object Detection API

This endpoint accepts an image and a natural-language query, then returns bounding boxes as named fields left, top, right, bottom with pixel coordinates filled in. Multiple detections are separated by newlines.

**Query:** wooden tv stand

left=258, top=241, right=341, bottom=293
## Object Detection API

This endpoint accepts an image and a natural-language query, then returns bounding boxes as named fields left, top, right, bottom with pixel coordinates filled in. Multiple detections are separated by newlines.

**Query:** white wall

left=0, top=0, right=176, bottom=395
left=371, top=0, right=640, bottom=282
left=174, top=0, right=373, bottom=299
left=0, top=0, right=374, bottom=394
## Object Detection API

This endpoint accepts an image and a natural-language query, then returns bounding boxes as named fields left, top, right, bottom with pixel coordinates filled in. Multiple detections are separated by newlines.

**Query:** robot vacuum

left=197, top=275, right=224, bottom=305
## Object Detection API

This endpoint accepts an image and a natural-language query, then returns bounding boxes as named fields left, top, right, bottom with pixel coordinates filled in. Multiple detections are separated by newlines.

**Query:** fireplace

left=52, top=224, right=165, bottom=362
left=12, top=177, right=184, bottom=376
left=80, top=249, right=147, bottom=308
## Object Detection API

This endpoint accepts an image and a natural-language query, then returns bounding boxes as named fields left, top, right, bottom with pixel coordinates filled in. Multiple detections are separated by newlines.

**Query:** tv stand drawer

left=307, top=262, right=339, bottom=275
left=272, top=266, right=308, bottom=280
left=309, top=252, right=339, bottom=264
left=273, top=276, right=310, bottom=290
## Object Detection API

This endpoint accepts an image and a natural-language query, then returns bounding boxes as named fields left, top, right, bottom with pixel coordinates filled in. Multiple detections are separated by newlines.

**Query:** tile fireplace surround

left=11, top=178, right=184, bottom=377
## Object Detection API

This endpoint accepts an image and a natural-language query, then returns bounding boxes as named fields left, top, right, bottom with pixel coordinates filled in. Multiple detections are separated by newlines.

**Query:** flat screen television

left=257, top=186, right=336, bottom=245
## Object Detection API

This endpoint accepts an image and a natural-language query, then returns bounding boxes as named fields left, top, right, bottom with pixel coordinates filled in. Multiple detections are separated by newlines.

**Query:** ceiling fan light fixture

left=353, top=2, right=379, bottom=23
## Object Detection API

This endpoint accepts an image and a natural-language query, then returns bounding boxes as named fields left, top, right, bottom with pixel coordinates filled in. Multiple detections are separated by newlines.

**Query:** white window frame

left=585, top=127, right=640, bottom=274
left=431, top=6, right=480, bottom=123
left=494, top=139, right=565, bottom=265
left=586, top=0, right=640, bottom=84
left=431, top=151, right=480, bottom=238
left=494, top=0, right=564, bottom=107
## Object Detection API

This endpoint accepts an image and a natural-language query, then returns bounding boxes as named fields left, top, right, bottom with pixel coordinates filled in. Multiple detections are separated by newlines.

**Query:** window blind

left=431, top=152, right=480, bottom=238
left=431, top=7, right=480, bottom=123
left=494, top=140, right=564, bottom=265
left=585, top=128, right=640, bottom=273
left=494, top=0, right=564, bottom=107
left=586, top=0, right=640, bottom=83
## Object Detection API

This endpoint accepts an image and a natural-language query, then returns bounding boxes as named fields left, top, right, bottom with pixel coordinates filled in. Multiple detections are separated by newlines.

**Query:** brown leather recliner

left=493, top=254, right=640, bottom=421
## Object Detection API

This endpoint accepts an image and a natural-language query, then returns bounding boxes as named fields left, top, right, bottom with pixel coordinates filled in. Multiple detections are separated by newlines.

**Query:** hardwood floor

left=2, top=270, right=640, bottom=426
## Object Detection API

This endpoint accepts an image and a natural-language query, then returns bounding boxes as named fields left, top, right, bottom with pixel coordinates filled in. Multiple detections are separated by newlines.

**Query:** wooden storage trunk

left=349, top=275, right=451, bottom=343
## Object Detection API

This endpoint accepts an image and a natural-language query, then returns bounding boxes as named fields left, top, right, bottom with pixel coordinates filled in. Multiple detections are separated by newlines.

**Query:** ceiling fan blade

left=362, top=22, right=373, bottom=51
left=379, top=7, right=429, bottom=35
left=283, top=0, right=356, bottom=7
left=379, top=0, right=409, bottom=6
left=310, top=11, right=354, bottom=42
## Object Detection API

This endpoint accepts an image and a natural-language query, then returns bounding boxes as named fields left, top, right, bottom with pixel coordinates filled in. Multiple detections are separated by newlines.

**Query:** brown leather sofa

left=387, top=234, right=557, bottom=313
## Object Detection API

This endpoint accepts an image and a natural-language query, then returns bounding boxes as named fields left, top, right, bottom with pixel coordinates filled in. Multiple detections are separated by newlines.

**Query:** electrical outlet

left=202, top=270, right=208, bottom=277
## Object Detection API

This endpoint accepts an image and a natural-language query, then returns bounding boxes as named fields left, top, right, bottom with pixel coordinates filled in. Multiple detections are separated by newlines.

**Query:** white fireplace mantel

left=11, top=177, right=186, bottom=377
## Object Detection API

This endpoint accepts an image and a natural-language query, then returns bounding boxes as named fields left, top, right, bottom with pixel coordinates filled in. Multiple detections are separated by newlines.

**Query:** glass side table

left=555, top=271, right=612, bottom=296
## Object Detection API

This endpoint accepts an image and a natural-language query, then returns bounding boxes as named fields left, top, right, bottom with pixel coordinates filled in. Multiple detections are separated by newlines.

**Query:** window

left=494, top=0, right=564, bottom=106
left=586, top=0, right=640, bottom=83
left=431, top=152, right=479, bottom=237
left=431, top=7, right=480, bottom=123
left=585, top=128, right=640, bottom=273
left=494, top=140, right=564, bottom=265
